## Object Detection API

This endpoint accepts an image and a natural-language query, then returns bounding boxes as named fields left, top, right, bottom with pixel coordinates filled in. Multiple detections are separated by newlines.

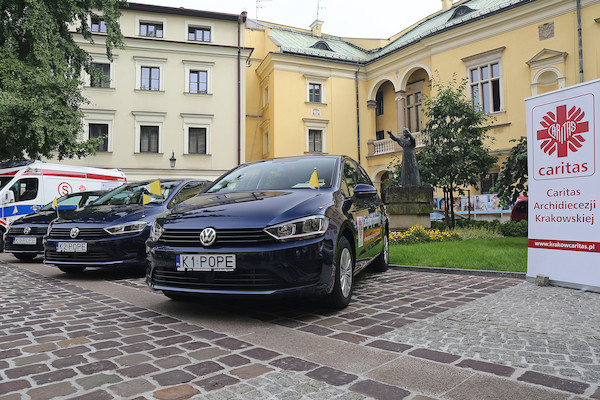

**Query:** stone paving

left=1, top=253, right=600, bottom=399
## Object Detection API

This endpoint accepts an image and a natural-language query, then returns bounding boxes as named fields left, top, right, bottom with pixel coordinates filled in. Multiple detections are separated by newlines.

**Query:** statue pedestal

left=385, top=186, right=434, bottom=231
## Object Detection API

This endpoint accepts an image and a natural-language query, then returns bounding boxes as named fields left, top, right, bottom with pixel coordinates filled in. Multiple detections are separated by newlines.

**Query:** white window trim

left=136, top=15, right=167, bottom=38
left=463, top=47, right=505, bottom=114
left=183, top=60, right=213, bottom=94
left=132, top=111, right=166, bottom=153
left=185, top=19, right=215, bottom=42
left=134, top=56, right=166, bottom=92
left=82, top=109, right=115, bottom=152
left=303, top=118, right=328, bottom=153
left=85, top=53, right=116, bottom=88
left=181, top=113, right=213, bottom=155
left=305, top=75, right=328, bottom=104
left=531, top=66, right=566, bottom=96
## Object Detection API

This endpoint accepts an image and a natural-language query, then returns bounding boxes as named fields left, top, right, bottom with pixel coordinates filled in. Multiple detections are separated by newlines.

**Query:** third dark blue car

left=146, top=156, right=389, bottom=309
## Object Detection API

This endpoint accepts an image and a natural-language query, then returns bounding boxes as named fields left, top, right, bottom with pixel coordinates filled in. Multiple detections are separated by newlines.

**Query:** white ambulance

left=0, top=160, right=127, bottom=247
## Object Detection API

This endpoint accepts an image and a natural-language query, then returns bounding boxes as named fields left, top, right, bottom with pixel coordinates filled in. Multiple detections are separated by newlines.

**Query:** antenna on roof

left=316, top=0, right=326, bottom=21
left=256, top=0, right=271, bottom=19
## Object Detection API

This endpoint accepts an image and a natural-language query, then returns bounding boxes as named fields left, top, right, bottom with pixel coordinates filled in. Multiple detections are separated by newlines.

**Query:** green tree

left=0, top=0, right=126, bottom=162
left=493, top=136, right=528, bottom=205
left=418, top=76, right=497, bottom=227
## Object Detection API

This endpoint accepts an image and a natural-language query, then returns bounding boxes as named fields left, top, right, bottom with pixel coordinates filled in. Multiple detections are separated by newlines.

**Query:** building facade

left=70, top=3, right=252, bottom=182
left=245, top=0, right=600, bottom=217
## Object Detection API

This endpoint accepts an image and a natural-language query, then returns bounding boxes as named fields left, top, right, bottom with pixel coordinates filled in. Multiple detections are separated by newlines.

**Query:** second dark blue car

left=44, top=179, right=209, bottom=273
left=146, top=155, right=389, bottom=309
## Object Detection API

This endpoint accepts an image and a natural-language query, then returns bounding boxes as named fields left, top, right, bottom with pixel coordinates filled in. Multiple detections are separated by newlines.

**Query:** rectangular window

left=140, top=125, right=159, bottom=153
left=309, top=83, right=321, bottom=103
left=375, top=91, right=384, bottom=116
left=90, top=63, right=110, bottom=88
left=406, top=92, right=423, bottom=132
left=188, top=127, right=207, bottom=154
left=91, top=17, right=106, bottom=33
left=140, top=22, right=163, bottom=38
left=308, top=129, right=322, bottom=152
left=189, top=70, right=208, bottom=94
left=470, top=62, right=501, bottom=113
left=89, top=123, right=108, bottom=152
left=376, top=130, right=385, bottom=140
left=141, top=66, right=160, bottom=91
left=480, top=172, right=499, bottom=194
left=188, top=27, right=211, bottom=42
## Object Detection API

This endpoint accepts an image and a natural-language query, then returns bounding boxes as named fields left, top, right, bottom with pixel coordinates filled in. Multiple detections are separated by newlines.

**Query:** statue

left=387, top=128, right=421, bottom=187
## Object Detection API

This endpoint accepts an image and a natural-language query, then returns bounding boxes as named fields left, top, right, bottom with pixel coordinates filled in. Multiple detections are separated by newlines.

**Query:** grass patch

left=389, top=237, right=527, bottom=272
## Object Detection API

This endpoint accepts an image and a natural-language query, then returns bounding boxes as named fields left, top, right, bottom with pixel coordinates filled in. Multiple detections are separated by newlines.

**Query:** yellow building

left=68, top=3, right=252, bottom=181
left=245, top=0, right=600, bottom=217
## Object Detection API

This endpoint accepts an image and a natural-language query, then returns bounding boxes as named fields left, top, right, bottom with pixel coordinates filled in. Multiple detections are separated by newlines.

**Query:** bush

left=454, top=227, right=503, bottom=240
left=499, top=220, right=528, bottom=237
left=390, top=225, right=460, bottom=245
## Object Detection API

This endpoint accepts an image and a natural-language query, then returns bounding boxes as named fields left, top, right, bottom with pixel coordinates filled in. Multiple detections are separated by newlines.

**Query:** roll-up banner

left=526, top=79, right=600, bottom=291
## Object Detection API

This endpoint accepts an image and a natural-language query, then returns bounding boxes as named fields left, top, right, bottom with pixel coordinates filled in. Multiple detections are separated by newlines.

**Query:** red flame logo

left=537, top=104, right=589, bottom=158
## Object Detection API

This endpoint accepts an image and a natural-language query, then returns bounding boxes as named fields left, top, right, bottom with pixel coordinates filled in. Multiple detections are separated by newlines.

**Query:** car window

left=343, top=160, right=360, bottom=197
left=81, top=195, right=101, bottom=207
left=93, top=181, right=181, bottom=205
left=206, top=158, right=337, bottom=193
left=169, top=181, right=207, bottom=208
left=10, top=178, right=39, bottom=201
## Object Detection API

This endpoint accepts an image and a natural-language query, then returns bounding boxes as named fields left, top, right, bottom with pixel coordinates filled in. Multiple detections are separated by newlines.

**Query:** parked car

left=44, top=179, right=209, bottom=273
left=511, top=197, right=528, bottom=222
left=4, top=190, right=106, bottom=261
left=146, top=155, right=389, bottom=309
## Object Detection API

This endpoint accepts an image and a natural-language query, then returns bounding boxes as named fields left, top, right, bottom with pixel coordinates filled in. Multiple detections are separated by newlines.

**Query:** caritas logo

left=533, top=94, right=595, bottom=181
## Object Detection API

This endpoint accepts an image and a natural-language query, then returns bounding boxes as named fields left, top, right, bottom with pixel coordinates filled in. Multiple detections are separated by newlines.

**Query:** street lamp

left=169, top=152, right=176, bottom=168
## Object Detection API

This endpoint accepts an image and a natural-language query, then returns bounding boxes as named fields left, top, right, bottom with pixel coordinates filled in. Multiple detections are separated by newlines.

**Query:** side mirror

left=353, top=184, right=378, bottom=199
left=2, top=191, right=15, bottom=205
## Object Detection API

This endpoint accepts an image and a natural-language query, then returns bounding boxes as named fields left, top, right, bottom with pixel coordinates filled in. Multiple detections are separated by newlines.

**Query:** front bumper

left=44, top=234, right=147, bottom=266
left=4, top=234, right=44, bottom=254
left=146, top=236, right=335, bottom=297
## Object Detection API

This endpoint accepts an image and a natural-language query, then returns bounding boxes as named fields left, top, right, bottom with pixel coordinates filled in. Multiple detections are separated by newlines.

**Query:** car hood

left=51, top=204, right=162, bottom=227
left=167, top=190, right=333, bottom=229
left=11, top=210, right=79, bottom=226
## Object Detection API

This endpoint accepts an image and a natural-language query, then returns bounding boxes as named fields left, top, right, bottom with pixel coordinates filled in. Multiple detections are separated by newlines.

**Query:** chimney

left=310, top=20, right=323, bottom=37
left=442, top=0, right=453, bottom=11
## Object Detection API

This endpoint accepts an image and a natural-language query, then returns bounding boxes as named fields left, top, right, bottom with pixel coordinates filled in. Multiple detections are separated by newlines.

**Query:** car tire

left=14, top=253, right=37, bottom=261
left=324, top=237, right=354, bottom=310
left=57, top=266, right=86, bottom=274
left=370, top=233, right=389, bottom=272
left=162, top=290, right=189, bottom=301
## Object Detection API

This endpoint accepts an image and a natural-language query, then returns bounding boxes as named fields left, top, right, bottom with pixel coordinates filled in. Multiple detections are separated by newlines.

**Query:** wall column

left=395, top=90, right=407, bottom=134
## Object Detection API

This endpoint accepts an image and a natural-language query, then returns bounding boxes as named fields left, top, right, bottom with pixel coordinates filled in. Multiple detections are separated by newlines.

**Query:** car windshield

left=206, top=157, right=337, bottom=193
left=0, top=176, right=12, bottom=191
left=92, top=181, right=181, bottom=206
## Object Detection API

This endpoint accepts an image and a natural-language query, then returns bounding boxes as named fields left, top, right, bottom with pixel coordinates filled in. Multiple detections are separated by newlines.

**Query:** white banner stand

left=526, top=79, right=600, bottom=292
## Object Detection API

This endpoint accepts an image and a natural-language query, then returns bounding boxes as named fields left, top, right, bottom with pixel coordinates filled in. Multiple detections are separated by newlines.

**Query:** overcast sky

left=133, top=0, right=445, bottom=39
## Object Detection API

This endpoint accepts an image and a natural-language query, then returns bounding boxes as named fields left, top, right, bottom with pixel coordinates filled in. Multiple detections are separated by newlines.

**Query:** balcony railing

left=368, top=131, right=428, bottom=157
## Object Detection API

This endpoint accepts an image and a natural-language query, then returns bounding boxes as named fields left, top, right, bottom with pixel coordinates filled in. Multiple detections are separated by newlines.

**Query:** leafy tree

left=493, top=136, right=528, bottom=205
left=0, top=0, right=126, bottom=162
left=418, top=76, right=497, bottom=227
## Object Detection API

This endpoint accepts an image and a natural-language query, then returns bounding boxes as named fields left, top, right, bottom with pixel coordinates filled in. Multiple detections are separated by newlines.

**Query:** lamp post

left=169, top=152, right=176, bottom=169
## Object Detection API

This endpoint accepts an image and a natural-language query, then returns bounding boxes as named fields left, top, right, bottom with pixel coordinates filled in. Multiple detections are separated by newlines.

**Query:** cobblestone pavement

left=1, top=253, right=599, bottom=400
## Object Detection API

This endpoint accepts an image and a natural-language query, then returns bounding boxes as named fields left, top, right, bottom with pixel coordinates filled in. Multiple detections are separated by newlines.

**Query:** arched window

left=311, top=41, right=333, bottom=51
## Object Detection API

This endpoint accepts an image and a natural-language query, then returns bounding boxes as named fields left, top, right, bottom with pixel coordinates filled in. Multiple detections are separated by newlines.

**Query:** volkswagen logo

left=199, top=227, right=216, bottom=247
left=69, top=227, right=80, bottom=238
left=23, top=227, right=31, bottom=235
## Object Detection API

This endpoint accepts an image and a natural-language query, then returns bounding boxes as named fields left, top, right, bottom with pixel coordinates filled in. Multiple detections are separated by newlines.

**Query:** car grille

left=151, top=268, right=315, bottom=291
left=9, top=226, right=47, bottom=235
left=45, top=249, right=116, bottom=262
left=48, top=227, right=108, bottom=239
left=159, top=228, right=275, bottom=246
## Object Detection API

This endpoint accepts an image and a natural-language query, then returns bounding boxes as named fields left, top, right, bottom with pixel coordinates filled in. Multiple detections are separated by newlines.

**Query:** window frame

left=181, top=113, right=212, bottom=156
left=82, top=109, right=115, bottom=153
left=463, top=48, right=505, bottom=114
left=134, top=57, right=166, bottom=92
left=188, top=26, right=211, bottom=42
left=305, top=75, right=327, bottom=104
left=90, top=62, right=111, bottom=88
left=187, top=127, right=207, bottom=155
left=139, top=21, right=164, bottom=38
left=91, top=17, right=107, bottom=34
left=183, top=60, right=213, bottom=95
left=88, top=123, right=109, bottom=152
left=140, top=125, right=160, bottom=153
left=188, top=70, right=208, bottom=94
left=304, top=118, right=328, bottom=154
left=405, top=81, right=424, bottom=133
left=132, top=111, right=165, bottom=154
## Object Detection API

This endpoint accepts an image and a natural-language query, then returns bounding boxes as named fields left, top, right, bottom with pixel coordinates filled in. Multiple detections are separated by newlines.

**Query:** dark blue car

left=4, top=190, right=106, bottom=261
left=44, top=179, right=209, bottom=273
left=146, top=156, right=389, bottom=309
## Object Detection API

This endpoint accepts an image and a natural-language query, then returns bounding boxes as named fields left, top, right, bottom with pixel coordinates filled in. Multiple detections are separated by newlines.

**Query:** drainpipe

left=355, top=65, right=361, bottom=165
left=576, top=0, right=584, bottom=83
left=237, top=12, right=247, bottom=165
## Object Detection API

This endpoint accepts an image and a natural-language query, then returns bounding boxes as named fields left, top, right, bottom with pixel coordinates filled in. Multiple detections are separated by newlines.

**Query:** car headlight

left=265, top=215, right=329, bottom=241
left=104, top=221, right=148, bottom=235
left=149, top=219, right=164, bottom=242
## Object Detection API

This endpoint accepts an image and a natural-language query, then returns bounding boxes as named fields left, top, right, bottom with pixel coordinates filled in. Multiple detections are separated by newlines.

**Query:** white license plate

left=176, top=254, right=236, bottom=272
left=13, top=237, right=36, bottom=245
left=56, top=242, right=87, bottom=253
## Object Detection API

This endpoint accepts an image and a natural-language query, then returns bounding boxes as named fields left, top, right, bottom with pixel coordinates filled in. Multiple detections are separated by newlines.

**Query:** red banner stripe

left=529, top=238, right=600, bottom=253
